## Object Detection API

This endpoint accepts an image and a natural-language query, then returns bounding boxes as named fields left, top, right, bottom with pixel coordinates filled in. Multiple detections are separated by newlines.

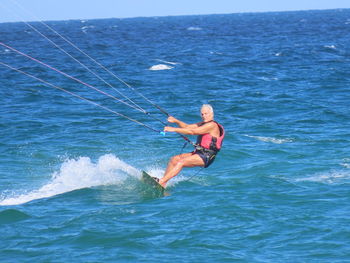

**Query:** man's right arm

left=167, top=116, right=199, bottom=128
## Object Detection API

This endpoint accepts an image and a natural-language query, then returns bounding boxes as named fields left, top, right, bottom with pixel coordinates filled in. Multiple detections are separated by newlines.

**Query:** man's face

left=201, top=108, right=213, bottom=122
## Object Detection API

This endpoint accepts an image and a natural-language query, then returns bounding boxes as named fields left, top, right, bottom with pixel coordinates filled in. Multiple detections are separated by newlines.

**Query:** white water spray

left=0, top=154, right=140, bottom=206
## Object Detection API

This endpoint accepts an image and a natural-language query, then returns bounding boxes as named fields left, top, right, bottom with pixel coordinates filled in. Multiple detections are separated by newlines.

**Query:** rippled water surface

left=1, top=9, right=350, bottom=262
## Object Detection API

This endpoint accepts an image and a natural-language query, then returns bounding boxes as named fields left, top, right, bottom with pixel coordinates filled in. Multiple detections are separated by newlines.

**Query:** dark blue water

left=1, top=9, right=350, bottom=262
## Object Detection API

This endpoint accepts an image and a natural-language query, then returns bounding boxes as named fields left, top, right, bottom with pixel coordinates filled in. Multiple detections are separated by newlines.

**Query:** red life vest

left=196, top=120, right=225, bottom=153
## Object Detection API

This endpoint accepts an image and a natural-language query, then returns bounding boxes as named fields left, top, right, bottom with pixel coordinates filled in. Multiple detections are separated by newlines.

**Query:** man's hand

left=164, top=126, right=176, bottom=132
left=167, top=116, right=177, bottom=123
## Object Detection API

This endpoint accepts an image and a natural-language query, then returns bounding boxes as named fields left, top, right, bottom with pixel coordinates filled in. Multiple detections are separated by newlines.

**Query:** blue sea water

left=1, top=8, right=350, bottom=262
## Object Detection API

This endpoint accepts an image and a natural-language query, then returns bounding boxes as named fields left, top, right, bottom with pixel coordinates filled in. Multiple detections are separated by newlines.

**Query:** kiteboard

left=142, top=171, right=165, bottom=193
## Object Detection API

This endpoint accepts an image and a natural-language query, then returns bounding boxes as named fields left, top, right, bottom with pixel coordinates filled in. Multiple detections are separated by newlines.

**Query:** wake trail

left=0, top=154, right=140, bottom=206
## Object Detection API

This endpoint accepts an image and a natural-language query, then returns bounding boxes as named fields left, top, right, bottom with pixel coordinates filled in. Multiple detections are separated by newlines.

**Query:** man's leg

left=160, top=153, right=204, bottom=187
left=163, top=153, right=192, bottom=175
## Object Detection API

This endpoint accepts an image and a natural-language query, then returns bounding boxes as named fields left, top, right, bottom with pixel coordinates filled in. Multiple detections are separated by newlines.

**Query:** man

left=159, top=104, right=224, bottom=187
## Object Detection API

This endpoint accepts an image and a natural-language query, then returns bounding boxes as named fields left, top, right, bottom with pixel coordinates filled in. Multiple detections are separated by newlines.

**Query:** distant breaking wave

left=187, top=26, right=202, bottom=31
left=149, top=64, right=174, bottom=71
left=257, top=76, right=279, bottom=81
left=149, top=59, right=181, bottom=70
left=294, top=170, right=350, bottom=184
left=245, top=135, right=293, bottom=144
left=0, top=49, right=11, bottom=54
left=324, top=45, right=336, bottom=49
left=81, top=25, right=95, bottom=33
left=341, top=158, right=350, bottom=169
left=154, top=59, right=181, bottom=65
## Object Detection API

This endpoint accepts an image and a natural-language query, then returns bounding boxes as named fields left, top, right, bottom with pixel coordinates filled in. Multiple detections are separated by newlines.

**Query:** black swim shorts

left=193, top=149, right=217, bottom=168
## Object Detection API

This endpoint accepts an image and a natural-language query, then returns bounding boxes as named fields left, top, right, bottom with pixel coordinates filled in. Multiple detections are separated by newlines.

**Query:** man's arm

left=164, top=121, right=215, bottom=135
left=167, top=116, right=199, bottom=129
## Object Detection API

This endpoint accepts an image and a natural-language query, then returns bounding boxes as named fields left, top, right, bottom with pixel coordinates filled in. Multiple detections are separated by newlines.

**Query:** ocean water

left=1, top=8, right=350, bottom=262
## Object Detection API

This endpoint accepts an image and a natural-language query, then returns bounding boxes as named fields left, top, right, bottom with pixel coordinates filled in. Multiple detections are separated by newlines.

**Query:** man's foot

left=152, top=176, right=166, bottom=188
left=152, top=176, right=160, bottom=183
left=158, top=178, right=166, bottom=188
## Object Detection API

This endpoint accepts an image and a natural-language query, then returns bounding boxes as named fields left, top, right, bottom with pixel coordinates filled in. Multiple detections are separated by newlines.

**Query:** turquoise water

left=1, top=9, right=350, bottom=262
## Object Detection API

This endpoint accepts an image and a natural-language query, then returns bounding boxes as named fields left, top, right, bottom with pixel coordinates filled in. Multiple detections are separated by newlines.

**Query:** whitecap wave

left=209, top=51, right=223, bottom=55
left=187, top=26, right=202, bottom=31
left=149, top=64, right=173, bottom=71
left=1, top=48, right=11, bottom=54
left=324, top=45, right=336, bottom=49
left=258, top=76, right=279, bottom=81
left=295, top=170, right=350, bottom=184
left=154, top=59, right=180, bottom=65
left=81, top=25, right=95, bottom=33
left=341, top=158, right=350, bottom=168
left=0, top=154, right=140, bottom=206
left=81, top=25, right=95, bottom=30
left=245, top=135, right=293, bottom=144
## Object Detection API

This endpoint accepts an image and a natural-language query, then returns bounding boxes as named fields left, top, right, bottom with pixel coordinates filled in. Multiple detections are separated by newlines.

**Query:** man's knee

left=170, top=155, right=181, bottom=164
left=172, top=155, right=188, bottom=166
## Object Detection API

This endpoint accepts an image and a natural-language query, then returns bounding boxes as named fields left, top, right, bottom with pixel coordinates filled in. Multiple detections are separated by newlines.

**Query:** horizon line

left=0, top=7, right=348, bottom=25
